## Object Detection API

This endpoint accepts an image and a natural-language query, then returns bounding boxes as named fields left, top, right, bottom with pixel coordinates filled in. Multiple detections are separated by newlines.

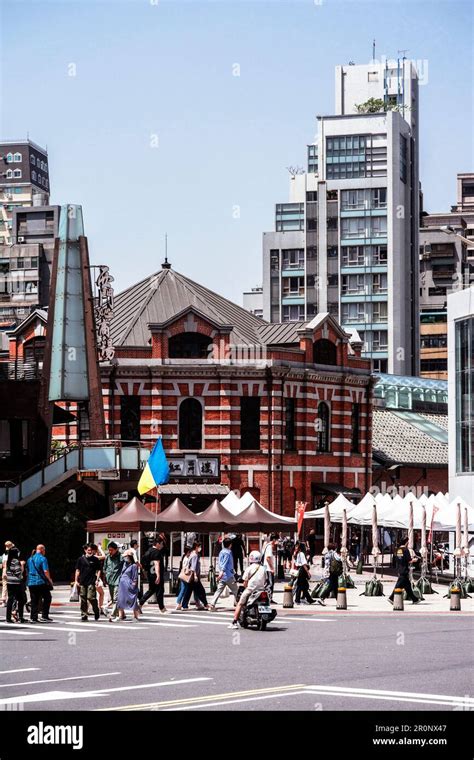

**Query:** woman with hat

left=112, top=549, right=140, bottom=622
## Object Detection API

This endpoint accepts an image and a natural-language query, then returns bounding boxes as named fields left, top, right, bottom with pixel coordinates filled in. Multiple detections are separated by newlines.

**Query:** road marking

left=0, top=672, right=121, bottom=689
left=0, top=668, right=40, bottom=675
left=169, top=692, right=311, bottom=710
left=106, top=684, right=306, bottom=711
left=280, top=617, right=336, bottom=623
left=305, top=689, right=473, bottom=708
left=29, top=614, right=197, bottom=631
left=109, top=683, right=474, bottom=712
left=0, top=627, right=43, bottom=636
left=0, top=677, right=212, bottom=706
left=305, top=684, right=474, bottom=705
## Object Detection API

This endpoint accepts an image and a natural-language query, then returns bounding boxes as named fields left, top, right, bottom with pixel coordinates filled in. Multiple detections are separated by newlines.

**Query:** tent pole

left=138, top=530, right=143, bottom=596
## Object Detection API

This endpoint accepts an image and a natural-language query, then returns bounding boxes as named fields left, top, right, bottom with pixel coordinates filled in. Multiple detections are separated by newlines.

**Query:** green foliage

left=354, top=97, right=410, bottom=115
left=1, top=502, right=88, bottom=581
left=355, top=97, right=386, bottom=113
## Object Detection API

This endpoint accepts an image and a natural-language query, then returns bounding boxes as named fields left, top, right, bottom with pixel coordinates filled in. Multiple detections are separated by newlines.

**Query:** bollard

left=336, top=587, right=347, bottom=610
left=283, top=585, right=294, bottom=608
left=393, top=588, right=404, bottom=611
left=450, top=587, right=461, bottom=611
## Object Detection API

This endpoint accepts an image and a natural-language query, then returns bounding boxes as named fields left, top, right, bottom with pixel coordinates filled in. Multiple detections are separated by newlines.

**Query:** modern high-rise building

left=0, top=140, right=50, bottom=246
left=447, top=285, right=474, bottom=505
left=263, top=59, right=420, bottom=375
left=0, top=140, right=55, bottom=326
left=419, top=173, right=474, bottom=380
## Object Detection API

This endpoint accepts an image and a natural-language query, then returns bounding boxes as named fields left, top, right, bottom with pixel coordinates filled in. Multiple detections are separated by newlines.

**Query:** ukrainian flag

left=137, top=438, right=170, bottom=495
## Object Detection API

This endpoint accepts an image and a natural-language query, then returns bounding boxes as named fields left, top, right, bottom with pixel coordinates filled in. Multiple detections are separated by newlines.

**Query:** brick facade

left=99, top=310, right=375, bottom=515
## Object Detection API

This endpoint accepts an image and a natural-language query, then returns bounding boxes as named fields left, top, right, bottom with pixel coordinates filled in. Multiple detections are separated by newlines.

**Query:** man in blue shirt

left=209, top=537, right=239, bottom=610
left=26, top=545, right=53, bottom=623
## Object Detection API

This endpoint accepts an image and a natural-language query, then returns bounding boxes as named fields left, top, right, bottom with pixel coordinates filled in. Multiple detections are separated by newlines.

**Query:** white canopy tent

left=221, top=490, right=255, bottom=516
left=221, top=491, right=295, bottom=524
left=303, top=493, right=358, bottom=522
left=433, top=497, right=474, bottom=532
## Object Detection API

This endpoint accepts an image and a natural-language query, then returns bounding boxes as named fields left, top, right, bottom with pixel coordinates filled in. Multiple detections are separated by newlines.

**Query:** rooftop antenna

left=372, top=39, right=376, bottom=61
left=162, top=232, right=171, bottom=269
left=398, top=49, right=409, bottom=61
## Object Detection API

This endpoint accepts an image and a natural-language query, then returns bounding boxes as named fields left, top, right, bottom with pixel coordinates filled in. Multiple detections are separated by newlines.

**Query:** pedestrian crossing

left=0, top=604, right=333, bottom=637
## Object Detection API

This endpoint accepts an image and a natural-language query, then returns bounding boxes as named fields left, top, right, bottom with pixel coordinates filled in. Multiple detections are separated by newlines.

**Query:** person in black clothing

left=139, top=537, right=167, bottom=613
left=388, top=537, right=420, bottom=604
left=318, top=542, right=343, bottom=605
left=231, top=534, right=246, bottom=575
left=306, top=530, right=317, bottom=563
left=293, top=542, right=315, bottom=605
left=3, top=548, right=27, bottom=623
left=74, top=544, right=102, bottom=621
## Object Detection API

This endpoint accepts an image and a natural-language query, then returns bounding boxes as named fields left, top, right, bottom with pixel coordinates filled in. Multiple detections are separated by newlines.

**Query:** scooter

left=237, top=585, right=277, bottom=631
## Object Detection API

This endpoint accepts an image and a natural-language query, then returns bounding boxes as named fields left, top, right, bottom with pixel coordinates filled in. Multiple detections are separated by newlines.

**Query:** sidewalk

left=48, top=568, right=473, bottom=616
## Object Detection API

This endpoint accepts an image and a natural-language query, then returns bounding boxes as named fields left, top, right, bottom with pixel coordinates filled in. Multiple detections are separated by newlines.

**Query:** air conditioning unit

left=18, top=237, right=25, bottom=243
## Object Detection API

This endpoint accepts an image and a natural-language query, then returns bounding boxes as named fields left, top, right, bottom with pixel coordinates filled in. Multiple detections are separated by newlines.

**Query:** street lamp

left=439, top=225, right=474, bottom=248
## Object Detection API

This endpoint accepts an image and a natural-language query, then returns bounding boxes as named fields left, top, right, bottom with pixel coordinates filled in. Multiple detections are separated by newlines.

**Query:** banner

left=296, top=501, right=308, bottom=535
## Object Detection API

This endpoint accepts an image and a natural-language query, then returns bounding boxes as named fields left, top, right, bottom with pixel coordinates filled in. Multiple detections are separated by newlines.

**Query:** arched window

left=6, top=153, right=13, bottom=163
left=313, top=338, right=337, bottom=365
left=316, top=402, right=330, bottom=452
left=179, top=398, right=203, bottom=450
left=169, top=332, right=211, bottom=359
left=13, top=153, right=22, bottom=163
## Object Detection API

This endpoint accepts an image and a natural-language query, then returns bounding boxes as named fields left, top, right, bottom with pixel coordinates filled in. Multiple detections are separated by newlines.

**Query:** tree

left=355, top=97, right=410, bottom=114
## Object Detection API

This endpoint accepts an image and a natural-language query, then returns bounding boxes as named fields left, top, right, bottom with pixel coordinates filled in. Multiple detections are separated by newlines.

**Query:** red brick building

left=1, top=265, right=375, bottom=514
left=98, top=265, right=374, bottom=514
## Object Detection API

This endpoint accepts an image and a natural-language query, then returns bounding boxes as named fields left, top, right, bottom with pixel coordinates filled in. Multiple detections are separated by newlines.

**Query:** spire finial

left=162, top=233, right=171, bottom=269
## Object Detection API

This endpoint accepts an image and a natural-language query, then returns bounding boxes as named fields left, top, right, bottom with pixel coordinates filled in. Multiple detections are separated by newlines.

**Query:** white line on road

left=280, top=617, right=337, bottom=623
left=0, top=677, right=213, bottom=706
left=0, top=668, right=41, bottom=674
left=0, top=628, right=43, bottom=636
left=0, top=672, right=121, bottom=689
left=53, top=613, right=196, bottom=629
left=305, top=684, right=474, bottom=704
left=305, top=689, right=472, bottom=708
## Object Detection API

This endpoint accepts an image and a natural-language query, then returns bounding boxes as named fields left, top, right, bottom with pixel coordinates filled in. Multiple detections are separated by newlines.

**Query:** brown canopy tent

left=193, top=500, right=242, bottom=531
left=152, top=498, right=201, bottom=531
left=236, top=500, right=297, bottom=533
left=86, top=497, right=158, bottom=533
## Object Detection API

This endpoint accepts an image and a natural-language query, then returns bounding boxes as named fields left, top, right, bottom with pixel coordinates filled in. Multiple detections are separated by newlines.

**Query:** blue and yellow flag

left=137, top=438, right=170, bottom=495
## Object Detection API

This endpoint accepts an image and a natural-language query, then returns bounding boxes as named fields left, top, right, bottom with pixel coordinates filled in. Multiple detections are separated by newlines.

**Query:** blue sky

left=2, top=0, right=473, bottom=303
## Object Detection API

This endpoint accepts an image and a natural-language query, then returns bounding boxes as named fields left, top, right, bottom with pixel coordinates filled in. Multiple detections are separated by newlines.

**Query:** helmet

left=249, top=550, right=261, bottom=563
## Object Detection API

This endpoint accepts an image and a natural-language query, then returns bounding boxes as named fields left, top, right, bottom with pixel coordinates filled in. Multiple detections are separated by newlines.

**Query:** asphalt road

left=1, top=601, right=473, bottom=712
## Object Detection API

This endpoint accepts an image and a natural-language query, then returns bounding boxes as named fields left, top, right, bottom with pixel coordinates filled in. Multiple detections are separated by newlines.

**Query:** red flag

left=296, top=501, right=308, bottom=536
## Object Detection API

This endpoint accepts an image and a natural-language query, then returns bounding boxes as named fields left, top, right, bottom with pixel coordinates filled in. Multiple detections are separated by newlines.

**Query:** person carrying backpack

left=318, top=542, right=343, bottom=606
left=3, top=547, right=27, bottom=623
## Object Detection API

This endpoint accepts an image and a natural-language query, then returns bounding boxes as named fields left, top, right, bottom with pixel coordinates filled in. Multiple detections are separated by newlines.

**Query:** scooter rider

left=228, top=550, right=266, bottom=629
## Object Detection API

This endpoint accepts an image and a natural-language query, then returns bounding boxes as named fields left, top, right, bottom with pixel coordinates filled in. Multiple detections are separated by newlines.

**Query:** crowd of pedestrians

left=1, top=530, right=425, bottom=624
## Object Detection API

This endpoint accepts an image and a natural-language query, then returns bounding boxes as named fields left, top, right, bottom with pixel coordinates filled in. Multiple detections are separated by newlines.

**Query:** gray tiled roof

left=372, top=409, right=448, bottom=466
left=257, top=322, right=303, bottom=345
left=110, top=268, right=266, bottom=347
